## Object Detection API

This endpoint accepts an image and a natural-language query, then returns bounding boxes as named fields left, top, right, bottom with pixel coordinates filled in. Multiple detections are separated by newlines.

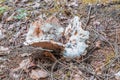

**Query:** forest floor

left=0, top=0, right=120, bottom=80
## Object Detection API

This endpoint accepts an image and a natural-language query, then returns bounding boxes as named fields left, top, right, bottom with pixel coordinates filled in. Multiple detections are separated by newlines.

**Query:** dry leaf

left=46, top=16, right=60, bottom=25
left=95, top=40, right=101, bottom=48
left=19, top=59, right=30, bottom=70
left=73, top=70, right=83, bottom=80
left=91, top=61, right=104, bottom=75
left=18, top=59, right=36, bottom=71
left=30, top=69, right=48, bottom=80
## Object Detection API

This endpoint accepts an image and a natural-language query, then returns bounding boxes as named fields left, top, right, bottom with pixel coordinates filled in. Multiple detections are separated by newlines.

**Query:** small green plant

left=14, top=8, right=27, bottom=20
left=0, top=6, right=8, bottom=15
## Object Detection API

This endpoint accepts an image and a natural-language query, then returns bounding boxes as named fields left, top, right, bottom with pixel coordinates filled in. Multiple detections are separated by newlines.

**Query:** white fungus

left=63, top=16, right=89, bottom=58
left=24, top=16, right=89, bottom=58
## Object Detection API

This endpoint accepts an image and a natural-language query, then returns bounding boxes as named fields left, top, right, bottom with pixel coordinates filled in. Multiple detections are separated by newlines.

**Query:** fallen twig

left=85, top=4, right=92, bottom=29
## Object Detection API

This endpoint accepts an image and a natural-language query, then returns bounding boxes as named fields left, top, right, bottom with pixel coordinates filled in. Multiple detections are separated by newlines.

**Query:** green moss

left=0, top=6, right=8, bottom=16
left=14, top=8, right=27, bottom=20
